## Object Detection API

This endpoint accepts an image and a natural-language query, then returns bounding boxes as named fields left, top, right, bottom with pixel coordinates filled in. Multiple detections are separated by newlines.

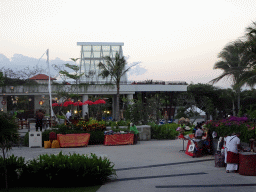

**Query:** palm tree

left=235, top=22, right=256, bottom=88
left=98, top=52, right=138, bottom=120
left=210, top=40, right=251, bottom=113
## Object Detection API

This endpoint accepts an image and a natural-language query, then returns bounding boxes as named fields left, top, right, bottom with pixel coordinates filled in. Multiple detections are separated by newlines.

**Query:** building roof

left=29, top=74, right=57, bottom=80
left=77, top=42, right=124, bottom=46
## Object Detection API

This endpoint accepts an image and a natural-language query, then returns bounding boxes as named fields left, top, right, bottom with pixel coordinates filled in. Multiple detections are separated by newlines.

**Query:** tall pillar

left=127, top=94, right=133, bottom=105
left=112, top=95, right=117, bottom=120
left=82, top=95, right=88, bottom=118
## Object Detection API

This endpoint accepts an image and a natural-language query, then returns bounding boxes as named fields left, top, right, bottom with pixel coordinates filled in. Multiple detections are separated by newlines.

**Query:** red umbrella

left=73, top=102, right=79, bottom=106
left=97, top=99, right=106, bottom=104
left=93, top=99, right=106, bottom=105
left=63, top=101, right=73, bottom=107
left=83, top=100, right=94, bottom=105
left=52, top=103, right=59, bottom=107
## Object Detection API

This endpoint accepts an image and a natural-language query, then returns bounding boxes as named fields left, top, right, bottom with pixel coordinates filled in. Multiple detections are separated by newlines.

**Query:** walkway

left=5, top=131, right=256, bottom=192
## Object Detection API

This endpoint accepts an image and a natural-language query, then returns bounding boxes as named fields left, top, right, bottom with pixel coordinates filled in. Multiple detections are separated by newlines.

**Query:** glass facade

left=77, top=42, right=127, bottom=83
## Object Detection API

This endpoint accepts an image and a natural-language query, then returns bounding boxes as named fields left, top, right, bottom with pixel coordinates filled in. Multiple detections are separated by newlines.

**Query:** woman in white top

left=226, top=133, right=242, bottom=173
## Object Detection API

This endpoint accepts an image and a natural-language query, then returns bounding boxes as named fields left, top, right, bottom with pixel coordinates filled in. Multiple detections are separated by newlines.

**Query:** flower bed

left=205, top=116, right=255, bottom=142
left=75, top=119, right=106, bottom=131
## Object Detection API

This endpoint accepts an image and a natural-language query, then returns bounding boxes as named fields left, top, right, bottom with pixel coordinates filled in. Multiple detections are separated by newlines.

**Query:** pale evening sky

left=1, top=0, right=256, bottom=89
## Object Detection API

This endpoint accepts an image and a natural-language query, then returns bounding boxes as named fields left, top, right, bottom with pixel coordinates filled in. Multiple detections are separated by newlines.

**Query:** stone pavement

left=6, top=128, right=256, bottom=192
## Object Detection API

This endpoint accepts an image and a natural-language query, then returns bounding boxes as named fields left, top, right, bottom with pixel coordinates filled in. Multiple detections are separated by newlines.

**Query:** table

left=104, top=133, right=134, bottom=146
left=239, top=152, right=256, bottom=176
left=57, top=133, right=90, bottom=148
left=178, top=134, right=187, bottom=152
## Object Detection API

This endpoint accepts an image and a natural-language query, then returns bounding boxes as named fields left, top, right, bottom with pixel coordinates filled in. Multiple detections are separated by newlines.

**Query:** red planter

left=239, top=152, right=256, bottom=176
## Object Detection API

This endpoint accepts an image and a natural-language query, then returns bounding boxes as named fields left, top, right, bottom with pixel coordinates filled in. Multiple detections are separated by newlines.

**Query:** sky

left=1, top=0, right=256, bottom=89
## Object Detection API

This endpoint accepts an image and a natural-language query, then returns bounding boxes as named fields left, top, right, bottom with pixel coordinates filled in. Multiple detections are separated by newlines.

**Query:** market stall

left=104, top=133, right=134, bottom=146
left=185, top=134, right=211, bottom=157
left=57, top=133, right=90, bottom=147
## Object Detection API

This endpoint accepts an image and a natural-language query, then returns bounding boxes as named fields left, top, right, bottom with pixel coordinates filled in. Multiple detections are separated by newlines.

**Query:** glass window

left=103, top=52, right=110, bottom=57
left=93, top=52, right=101, bottom=58
left=83, top=52, right=91, bottom=57
left=83, top=46, right=91, bottom=51
left=102, top=46, right=110, bottom=51
left=111, top=46, right=119, bottom=51
left=93, top=46, right=101, bottom=51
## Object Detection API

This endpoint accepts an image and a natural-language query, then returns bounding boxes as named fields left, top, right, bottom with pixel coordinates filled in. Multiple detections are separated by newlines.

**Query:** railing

left=54, top=80, right=188, bottom=85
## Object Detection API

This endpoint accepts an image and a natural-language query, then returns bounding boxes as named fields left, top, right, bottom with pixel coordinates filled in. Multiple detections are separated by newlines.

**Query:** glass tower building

left=77, top=42, right=127, bottom=83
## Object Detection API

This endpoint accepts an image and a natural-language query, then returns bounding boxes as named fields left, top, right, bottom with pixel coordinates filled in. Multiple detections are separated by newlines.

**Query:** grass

left=0, top=185, right=101, bottom=192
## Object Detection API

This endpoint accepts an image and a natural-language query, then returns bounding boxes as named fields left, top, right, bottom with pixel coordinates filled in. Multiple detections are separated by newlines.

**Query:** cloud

left=127, top=62, right=147, bottom=77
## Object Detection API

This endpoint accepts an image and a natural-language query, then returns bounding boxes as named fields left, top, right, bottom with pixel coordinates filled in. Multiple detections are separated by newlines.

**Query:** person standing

left=36, top=109, right=44, bottom=132
left=130, top=123, right=139, bottom=144
left=226, top=132, right=242, bottom=173
left=66, top=111, right=71, bottom=120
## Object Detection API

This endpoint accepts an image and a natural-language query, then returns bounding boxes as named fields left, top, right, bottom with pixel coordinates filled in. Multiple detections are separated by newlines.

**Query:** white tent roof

left=186, top=106, right=206, bottom=115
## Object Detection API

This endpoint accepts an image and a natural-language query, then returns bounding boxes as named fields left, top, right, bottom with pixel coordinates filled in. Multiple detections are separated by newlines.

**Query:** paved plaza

left=2, top=127, right=255, bottom=192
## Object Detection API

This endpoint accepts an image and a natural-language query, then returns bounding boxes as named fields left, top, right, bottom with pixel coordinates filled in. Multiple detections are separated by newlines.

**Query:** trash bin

left=29, top=131, right=42, bottom=148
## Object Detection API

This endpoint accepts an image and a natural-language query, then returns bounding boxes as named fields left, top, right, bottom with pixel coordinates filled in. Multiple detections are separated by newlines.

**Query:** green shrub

left=112, top=128, right=130, bottom=132
left=24, top=132, right=29, bottom=146
left=106, top=120, right=130, bottom=128
left=87, top=131, right=105, bottom=145
left=150, top=123, right=179, bottom=140
left=20, top=152, right=116, bottom=187
left=0, top=155, right=26, bottom=189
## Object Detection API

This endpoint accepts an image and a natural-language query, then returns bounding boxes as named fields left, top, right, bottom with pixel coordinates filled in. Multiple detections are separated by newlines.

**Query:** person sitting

left=195, top=124, right=204, bottom=139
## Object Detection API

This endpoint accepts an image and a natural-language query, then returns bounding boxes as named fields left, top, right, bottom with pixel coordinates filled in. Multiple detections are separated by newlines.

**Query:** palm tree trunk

left=237, top=88, right=241, bottom=115
left=116, top=82, right=120, bottom=121
left=232, top=100, right=235, bottom=116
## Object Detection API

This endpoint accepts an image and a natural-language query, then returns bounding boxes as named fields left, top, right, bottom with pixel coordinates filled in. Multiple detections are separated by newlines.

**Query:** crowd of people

left=191, top=122, right=247, bottom=173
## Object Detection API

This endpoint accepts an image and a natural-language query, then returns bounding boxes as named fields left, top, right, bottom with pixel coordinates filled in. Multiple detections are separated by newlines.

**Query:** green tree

left=219, top=88, right=236, bottom=116
left=0, top=72, right=4, bottom=86
left=98, top=52, right=138, bottom=120
left=235, top=22, right=256, bottom=88
left=58, top=58, right=84, bottom=85
left=210, top=41, right=251, bottom=113
left=0, top=113, right=19, bottom=190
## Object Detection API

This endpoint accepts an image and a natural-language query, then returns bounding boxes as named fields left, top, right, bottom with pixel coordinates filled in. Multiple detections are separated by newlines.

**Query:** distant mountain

left=0, top=53, right=147, bottom=81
